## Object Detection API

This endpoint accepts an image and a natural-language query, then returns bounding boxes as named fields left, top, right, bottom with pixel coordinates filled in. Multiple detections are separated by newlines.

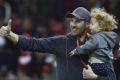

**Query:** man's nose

left=70, top=22, right=76, bottom=26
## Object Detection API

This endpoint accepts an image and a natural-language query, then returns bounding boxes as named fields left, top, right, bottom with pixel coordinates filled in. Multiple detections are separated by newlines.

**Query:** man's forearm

left=6, top=31, right=19, bottom=44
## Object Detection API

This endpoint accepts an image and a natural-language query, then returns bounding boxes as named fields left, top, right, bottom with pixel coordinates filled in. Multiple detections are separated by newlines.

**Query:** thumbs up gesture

left=0, top=19, right=12, bottom=36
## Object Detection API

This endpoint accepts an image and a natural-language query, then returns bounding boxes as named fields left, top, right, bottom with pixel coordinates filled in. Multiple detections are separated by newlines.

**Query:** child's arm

left=70, top=36, right=98, bottom=56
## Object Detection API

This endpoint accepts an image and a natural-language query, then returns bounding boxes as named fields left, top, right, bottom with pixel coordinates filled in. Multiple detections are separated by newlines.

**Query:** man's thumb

left=7, top=19, right=12, bottom=30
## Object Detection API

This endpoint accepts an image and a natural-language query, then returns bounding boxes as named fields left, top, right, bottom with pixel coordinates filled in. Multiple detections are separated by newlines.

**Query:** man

left=70, top=8, right=118, bottom=80
left=0, top=7, right=96, bottom=80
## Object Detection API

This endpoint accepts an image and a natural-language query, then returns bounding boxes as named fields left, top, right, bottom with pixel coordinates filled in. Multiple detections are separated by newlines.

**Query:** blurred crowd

left=0, top=0, right=120, bottom=80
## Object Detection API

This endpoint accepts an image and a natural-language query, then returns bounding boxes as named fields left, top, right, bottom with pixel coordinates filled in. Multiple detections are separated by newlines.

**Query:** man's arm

left=16, top=35, right=61, bottom=54
left=6, top=31, right=19, bottom=44
left=0, top=20, right=61, bottom=55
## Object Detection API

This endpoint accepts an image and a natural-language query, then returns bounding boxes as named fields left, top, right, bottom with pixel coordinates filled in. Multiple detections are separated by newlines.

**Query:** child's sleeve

left=74, top=36, right=98, bottom=55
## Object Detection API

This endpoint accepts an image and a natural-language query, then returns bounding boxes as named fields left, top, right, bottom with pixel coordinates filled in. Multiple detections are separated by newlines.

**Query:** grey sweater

left=75, top=31, right=118, bottom=63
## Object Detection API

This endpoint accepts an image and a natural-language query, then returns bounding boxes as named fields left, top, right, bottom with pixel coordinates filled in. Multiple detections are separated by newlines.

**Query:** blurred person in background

left=113, top=34, right=120, bottom=80
left=0, top=2, right=17, bottom=79
left=16, top=16, right=34, bottom=80
left=0, top=4, right=5, bottom=26
left=0, top=36, right=6, bottom=80
left=34, top=20, right=50, bottom=38
left=0, top=0, right=11, bottom=25
left=102, top=0, right=120, bottom=80
left=20, top=17, right=33, bottom=34
left=32, top=22, right=56, bottom=80
left=49, top=18, right=65, bottom=35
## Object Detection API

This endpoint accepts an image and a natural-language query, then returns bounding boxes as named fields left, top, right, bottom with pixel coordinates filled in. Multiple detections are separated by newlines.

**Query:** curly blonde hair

left=90, top=8, right=117, bottom=31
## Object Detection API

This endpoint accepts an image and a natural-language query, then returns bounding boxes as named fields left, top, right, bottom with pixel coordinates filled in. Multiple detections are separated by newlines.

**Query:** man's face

left=69, top=17, right=87, bottom=36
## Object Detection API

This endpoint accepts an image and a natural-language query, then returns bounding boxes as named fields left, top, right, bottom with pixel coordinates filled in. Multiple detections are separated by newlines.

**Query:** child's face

left=89, top=18, right=100, bottom=33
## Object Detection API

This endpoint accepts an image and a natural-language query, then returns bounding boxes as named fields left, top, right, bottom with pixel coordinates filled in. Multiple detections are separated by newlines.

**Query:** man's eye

left=76, top=19, right=81, bottom=22
left=70, top=19, right=73, bottom=22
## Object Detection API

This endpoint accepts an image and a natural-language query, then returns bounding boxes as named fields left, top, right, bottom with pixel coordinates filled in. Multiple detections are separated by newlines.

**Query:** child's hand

left=69, top=49, right=76, bottom=56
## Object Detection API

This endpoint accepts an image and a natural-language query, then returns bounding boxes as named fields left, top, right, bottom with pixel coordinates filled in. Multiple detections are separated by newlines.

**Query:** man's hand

left=0, top=19, right=12, bottom=36
left=83, top=65, right=97, bottom=80
left=0, top=19, right=19, bottom=44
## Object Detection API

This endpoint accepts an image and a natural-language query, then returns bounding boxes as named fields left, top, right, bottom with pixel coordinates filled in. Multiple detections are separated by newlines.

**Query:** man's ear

left=85, top=22, right=91, bottom=34
left=85, top=22, right=90, bottom=28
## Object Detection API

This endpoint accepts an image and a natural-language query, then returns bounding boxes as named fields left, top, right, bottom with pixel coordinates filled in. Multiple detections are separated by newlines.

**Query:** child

left=70, top=8, right=118, bottom=77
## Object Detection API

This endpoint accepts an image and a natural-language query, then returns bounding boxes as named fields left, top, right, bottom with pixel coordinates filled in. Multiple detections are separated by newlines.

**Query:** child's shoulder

left=91, top=31, right=118, bottom=41
left=90, top=32, right=103, bottom=38
left=90, top=31, right=110, bottom=39
left=92, top=31, right=117, bottom=36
